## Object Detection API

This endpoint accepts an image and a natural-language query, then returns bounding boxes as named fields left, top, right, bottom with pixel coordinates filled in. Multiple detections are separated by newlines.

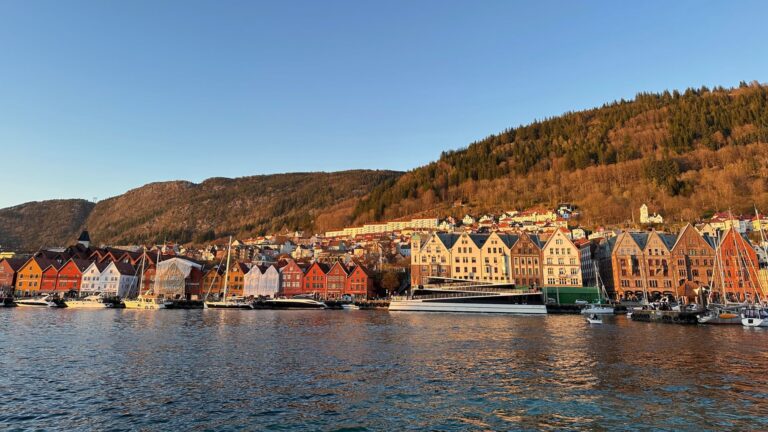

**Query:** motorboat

left=581, top=303, right=614, bottom=315
left=264, top=298, right=327, bottom=309
left=15, top=295, right=66, bottom=308
left=741, top=306, right=768, bottom=327
left=586, top=314, right=603, bottom=324
left=204, top=298, right=253, bottom=309
left=341, top=303, right=361, bottom=310
left=64, top=294, right=115, bottom=309
left=123, top=297, right=170, bottom=310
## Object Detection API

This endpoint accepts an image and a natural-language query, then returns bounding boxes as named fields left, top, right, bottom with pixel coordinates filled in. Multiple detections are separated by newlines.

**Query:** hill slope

left=84, top=170, right=401, bottom=246
left=0, top=199, right=95, bottom=251
left=353, top=82, right=768, bottom=225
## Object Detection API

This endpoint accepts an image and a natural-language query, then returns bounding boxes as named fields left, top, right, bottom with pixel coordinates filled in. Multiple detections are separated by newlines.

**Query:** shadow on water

left=1, top=309, right=767, bottom=430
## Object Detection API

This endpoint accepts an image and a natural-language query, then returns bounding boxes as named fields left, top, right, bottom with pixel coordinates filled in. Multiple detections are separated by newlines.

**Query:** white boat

left=586, top=314, right=603, bottom=324
left=123, top=297, right=169, bottom=310
left=741, top=307, right=768, bottom=327
left=64, top=294, right=114, bottom=309
left=265, top=298, right=327, bottom=309
left=123, top=247, right=171, bottom=310
left=389, top=279, right=546, bottom=314
left=341, top=303, right=360, bottom=310
left=15, top=295, right=65, bottom=308
left=581, top=263, right=614, bottom=315
left=204, top=236, right=253, bottom=310
left=697, top=305, right=744, bottom=325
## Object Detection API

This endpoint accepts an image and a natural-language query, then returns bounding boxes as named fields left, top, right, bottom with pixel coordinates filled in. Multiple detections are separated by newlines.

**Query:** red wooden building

left=55, top=259, right=92, bottom=293
left=279, top=259, right=306, bottom=297
left=0, top=258, right=25, bottom=295
left=713, top=228, right=763, bottom=301
left=326, top=262, right=348, bottom=299
left=345, top=264, right=374, bottom=299
left=303, top=262, right=330, bottom=297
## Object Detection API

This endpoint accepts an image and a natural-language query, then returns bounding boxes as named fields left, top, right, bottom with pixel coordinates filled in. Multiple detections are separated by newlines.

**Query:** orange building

left=712, top=228, right=764, bottom=302
left=15, top=257, right=61, bottom=296
left=671, top=224, right=715, bottom=290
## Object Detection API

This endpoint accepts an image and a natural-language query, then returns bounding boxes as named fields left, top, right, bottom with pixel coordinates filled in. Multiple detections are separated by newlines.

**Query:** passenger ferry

left=389, top=278, right=547, bottom=314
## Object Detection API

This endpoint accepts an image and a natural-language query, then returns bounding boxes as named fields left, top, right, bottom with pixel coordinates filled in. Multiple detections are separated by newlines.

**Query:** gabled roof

left=435, top=233, right=460, bottom=249
left=1, top=258, right=26, bottom=271
left=497, top=233, right=520, bottom=249
left=468, top=234, right=490, bottom=249
left=113, top=262, right=137, bottom=276
left=628, top=232, right=649, bottom=250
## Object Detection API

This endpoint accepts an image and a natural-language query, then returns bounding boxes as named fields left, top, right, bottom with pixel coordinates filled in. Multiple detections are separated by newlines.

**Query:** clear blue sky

left=1, top=0, right=766, bottom=208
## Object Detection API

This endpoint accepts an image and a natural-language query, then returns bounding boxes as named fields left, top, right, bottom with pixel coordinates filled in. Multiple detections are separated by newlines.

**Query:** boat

left=741, top=306, right=768, bottom=327
left=586, top=314, right=603, bottom=324
left=204, top=237, right=253, bottom=310
left=264, top=298, right=327, bottom=309
left=123, top=248, right=169, bottom=310
left=15, top=295, right=66, bottom=308
left=389, top=278, right=547, bottom=314
left=341, top=303, right=360, bottom=310
left=697, top=304, right=744, bottom=324
left=64, top=294, right=115, bottom=309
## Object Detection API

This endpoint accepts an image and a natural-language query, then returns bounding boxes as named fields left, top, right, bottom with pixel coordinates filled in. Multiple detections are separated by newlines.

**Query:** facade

left=345, top=265, right=374, bottom=298
left=0, top=258, right=25, bottom=295
left=326, top=262, right=348, bottom=299
left=80, top=261, right=110, bottom=294
left=508, top=232, right=543, bottom=288
left=410, top=233, right=456, bottom=286
left=542, top=229, right=583, bottom=287
left=303, top=262, right=330, bottom=297
left=279, top=259, right=306, bottom=297
left=99, top=262, right=138, bottom=298
left=712, top=228, right=763, bottom=301
left=244, top=264, right=281, bottom=297
left=55, top=259, right=91, bottom=293
left=671, top=224, right=715, bottom=292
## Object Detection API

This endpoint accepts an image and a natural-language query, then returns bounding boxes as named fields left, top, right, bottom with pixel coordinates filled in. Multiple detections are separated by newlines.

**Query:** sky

left=0, top=0, right=767, bottom=208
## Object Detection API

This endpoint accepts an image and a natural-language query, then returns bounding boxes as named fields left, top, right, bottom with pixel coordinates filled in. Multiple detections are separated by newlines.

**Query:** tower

left=640, top=204, right=649, bottom=224
left=77, top=230, right=91, bottom=248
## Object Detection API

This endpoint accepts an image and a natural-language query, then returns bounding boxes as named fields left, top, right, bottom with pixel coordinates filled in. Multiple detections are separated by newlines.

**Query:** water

left=1, top=309, right=767, bottom=431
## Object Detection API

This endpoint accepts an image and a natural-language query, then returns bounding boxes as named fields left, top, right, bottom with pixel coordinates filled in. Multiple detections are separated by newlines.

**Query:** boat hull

left=581, top=306, right=615, bottom=315
left=265, top=299, right=327, bottom=309
left=64, top=301, right=113, bottom=309
left=204, top=302, right=253, bottom=309
left=388, top=299, right=546, bottom=314
left=123, top=300, right=167, bottom=310
left=742, top=317, right=768, bottom=327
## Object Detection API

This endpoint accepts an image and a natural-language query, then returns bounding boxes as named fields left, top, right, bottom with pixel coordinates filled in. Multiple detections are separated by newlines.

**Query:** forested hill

left=352, top=82, right=768, bottom=225
left=0, top=170, right=401, bottom=251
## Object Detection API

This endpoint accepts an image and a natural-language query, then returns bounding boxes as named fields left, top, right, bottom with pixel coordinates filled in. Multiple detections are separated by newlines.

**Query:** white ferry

left=389, top=278, right=547, bottom=314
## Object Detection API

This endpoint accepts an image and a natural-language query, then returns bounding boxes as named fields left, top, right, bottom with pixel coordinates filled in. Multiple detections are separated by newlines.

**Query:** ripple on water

left=1, top=311, right=768, bottom=430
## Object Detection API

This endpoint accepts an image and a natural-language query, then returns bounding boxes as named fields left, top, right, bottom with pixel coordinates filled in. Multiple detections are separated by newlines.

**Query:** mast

left=136, top=246, right=146, bottom=298
left=223, top=236, right=232, bottom=299
left=152, top=246, right=162, bottom=296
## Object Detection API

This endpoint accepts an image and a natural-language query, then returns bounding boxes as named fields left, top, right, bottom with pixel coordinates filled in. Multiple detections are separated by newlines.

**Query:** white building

left=99, top=262, right=138, bottom=298
left=80, top=261, right=110, bottom=294
left=244, top=264, right=281, bottom=297
left=639, top=204, right=664, bottom=224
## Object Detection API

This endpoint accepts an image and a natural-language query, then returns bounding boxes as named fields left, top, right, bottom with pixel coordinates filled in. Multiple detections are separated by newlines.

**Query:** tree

left=381, top=271, right=401, bottom=294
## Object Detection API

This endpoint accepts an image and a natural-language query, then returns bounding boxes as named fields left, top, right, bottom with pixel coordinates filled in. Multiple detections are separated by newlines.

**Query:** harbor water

left=1, top=309, right=767, bottom=431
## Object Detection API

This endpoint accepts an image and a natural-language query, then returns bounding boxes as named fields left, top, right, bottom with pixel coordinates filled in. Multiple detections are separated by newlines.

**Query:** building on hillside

left=639, top=204, right=663, bottom=224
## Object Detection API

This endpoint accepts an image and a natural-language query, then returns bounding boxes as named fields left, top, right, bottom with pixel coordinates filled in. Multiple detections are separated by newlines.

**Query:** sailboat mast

left=137, top=247, right=146, bottom=298
left=223, top=236, right=232, bottom=298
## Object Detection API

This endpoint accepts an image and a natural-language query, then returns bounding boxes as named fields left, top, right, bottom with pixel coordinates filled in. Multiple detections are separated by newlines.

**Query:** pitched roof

left=435, top=233, right=460, bottom=249
left=629, top=232, right=649, bottom=249
left=2, top=258, right=26, bottom=271
left=497, top=234, right=520, bottom=249
left=468, top=234, right=490, bottom=249
left=114, top=262, right=137, bottom=276
left=657, top=233, right=677, bottom=250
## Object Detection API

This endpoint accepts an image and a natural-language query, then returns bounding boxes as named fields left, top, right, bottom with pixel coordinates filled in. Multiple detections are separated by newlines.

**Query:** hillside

left=84, top=170, right=401, bottom=246
left=353, top=82, right=768, bottom=226
left=0, top=199, right=95, bottom=251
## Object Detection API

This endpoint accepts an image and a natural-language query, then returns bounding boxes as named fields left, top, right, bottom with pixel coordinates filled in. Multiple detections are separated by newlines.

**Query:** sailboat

left=204, top=237, right=253, bottom=309
left=581, top=262, right=614, bottom=315
left=698, top=220, right=759, bottom=324
left=124, top=247, right=170, bottom=310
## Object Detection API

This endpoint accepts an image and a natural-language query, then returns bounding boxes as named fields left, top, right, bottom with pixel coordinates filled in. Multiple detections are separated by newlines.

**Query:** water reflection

left=1, top=310, right=767, bottom=430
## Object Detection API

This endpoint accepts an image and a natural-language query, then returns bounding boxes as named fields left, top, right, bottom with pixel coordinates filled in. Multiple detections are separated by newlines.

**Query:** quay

left=630, top=310, right=699, bottom=324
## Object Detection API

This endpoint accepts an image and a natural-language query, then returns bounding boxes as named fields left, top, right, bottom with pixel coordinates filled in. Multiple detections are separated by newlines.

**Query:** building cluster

left=411, top=223, right=768, bottom=304
left=0, top=231, right=377, bottom=300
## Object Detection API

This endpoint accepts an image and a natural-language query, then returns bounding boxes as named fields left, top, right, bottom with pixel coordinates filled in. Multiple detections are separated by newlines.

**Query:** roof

left=497, top=234, right=520, bottom=249
left=468, top=234, right=489, bottom=249
left=1, top=258, right=26, bottom=271
left=628, top=232, right=649, bottom=250
left=78, top=230, right=91, bottom=242
left=435, top=233, right=460, bottom=249
left=113, top=262, right=137, bottom=276
left=657, top=233, right=678, bottom=251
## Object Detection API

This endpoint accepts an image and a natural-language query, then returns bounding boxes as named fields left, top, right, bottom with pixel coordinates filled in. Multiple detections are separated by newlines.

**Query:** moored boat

left=64, top=294, right=115, bottom=309
left=741, top=306, right=768, bottom=327
left=586, top=313, right=603, bottom=324
left=15, top=295, right=66, bottom=308
left=264, top=298, right=327, bottom=309
left=389, top=278, right=546, bottom=314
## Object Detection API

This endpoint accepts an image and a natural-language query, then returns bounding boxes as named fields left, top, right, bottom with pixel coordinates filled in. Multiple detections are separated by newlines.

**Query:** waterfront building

left=509, top=232, right=544, bottom=288
left=279, top=259, right=306, bottom=297
left=541, top=229, right=584, bottom=287
left=326, top=261, right=348, bottom=299
left=345, top=264, right=374, bottom=299
left=0, top=258, right=25, bottom=295
left=244, top=264, right=282, bottom=298
left=55, top=259, right=91, bottom=293
left=410, top=233, right=457, bottom=286
left=712, top=228, right=764, bottom=301
left=99, top=262, right=138, bottom=298
left=40, top=262, right=63, bottom=293
left=153, top=257, right=205, bottom=299
left=80, top=261, right=110, bottom=294
left=611, top=231, right=677, bottom=301
left=671, top=224, right=715, bottom=293
left=303, top=262, right=330, bottom=297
